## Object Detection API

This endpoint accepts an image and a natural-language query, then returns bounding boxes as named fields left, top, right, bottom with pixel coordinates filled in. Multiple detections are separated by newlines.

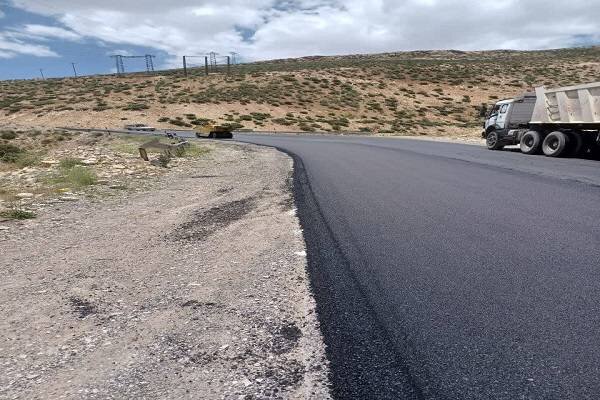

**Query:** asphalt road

left=237, top=134, right=600, bottom=400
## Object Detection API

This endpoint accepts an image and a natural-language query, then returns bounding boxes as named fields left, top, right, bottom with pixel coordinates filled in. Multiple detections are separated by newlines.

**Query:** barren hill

left=2, top=47, right=600, bottom=138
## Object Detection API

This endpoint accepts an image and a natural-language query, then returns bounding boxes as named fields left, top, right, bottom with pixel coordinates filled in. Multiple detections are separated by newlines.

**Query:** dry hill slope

left=2, top=47, right=600, bottom=137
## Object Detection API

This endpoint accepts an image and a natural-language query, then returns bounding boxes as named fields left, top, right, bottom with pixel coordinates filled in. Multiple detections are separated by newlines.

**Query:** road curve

left=237, top=134, right=600, bottom=400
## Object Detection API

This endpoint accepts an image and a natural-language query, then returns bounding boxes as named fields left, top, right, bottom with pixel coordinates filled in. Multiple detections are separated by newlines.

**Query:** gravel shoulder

left=0, top=142, right=331, bottom=399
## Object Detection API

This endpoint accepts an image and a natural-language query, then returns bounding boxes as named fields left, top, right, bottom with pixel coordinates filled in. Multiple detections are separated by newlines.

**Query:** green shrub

left=157, top=153, right=171, bottom=168
left=59, top=157, right=83, bottom=170
left=66, top=166, right=97, bottom=187
left=0, top=131, right=17, bottom=140
left=0, top=143, right=23, bottom=163
left=123, top=102, right=149, bottom=111
left=0, top=207, right=36, bottom=220
left=168, top=119, right=192, bottom=127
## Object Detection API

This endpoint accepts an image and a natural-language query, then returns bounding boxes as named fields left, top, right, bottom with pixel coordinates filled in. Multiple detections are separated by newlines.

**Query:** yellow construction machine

left=195, top=124, right=234, bottom=139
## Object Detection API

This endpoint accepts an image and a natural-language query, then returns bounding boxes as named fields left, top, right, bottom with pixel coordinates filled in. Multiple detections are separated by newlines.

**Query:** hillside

left=2, top=47, right=600, bottom=138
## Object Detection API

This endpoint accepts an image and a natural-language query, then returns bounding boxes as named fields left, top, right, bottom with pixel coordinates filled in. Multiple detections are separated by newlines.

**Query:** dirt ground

left=0, top=142, right=331, bottom=399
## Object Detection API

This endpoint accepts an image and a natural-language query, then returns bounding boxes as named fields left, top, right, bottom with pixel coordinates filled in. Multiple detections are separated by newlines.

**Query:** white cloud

left=106, top=49, right=134, bottom=56
left=20, top=24, right=82, bottom=41
left=7, top=0, right=600, bottom=63
left=0, top=32, right=59, bottom=58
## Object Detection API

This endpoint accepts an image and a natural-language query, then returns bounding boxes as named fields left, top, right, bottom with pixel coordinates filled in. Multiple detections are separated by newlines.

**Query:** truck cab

left=482, top=93, right=537, bottom=150
left=484, top=99, right=513, bottom=132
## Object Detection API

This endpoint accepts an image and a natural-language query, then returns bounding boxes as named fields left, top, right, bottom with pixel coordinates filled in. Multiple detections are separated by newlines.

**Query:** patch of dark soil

left=68, top=296, right=98, bottom=319
left=269, top=321, right=302, bottom=355
left=190, top=175, right=221, bottom=178
left=190, top=350, right=216, bottom=364
left=171, top=196, right=256, bottom=241
left=258, top=359, right=305, bottom=397
left=181, top=300, right=219, bottom=309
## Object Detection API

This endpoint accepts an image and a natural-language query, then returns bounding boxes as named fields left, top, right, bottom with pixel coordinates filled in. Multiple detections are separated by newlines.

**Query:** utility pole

left=39, top=69, right=45, bottom=80
left=144, top=54, right=155, bottom=72
left=204, top=56, right=209, bottom=76
left=183, top=56, right=187, bottom=77
left=110, top=55, right=125, bottom=75
left=71, top=62, right=78, bottom=77
left=226, top=56, right=231, bottom=74
left=209, top=52, right=218, bottom=72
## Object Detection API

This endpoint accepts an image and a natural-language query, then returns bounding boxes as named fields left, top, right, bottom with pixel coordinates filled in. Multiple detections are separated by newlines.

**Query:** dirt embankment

left=0, top=142, right=331, bottom=399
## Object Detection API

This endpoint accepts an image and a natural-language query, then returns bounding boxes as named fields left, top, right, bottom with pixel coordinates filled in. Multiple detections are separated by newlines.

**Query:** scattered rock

left=59, top=196, right=79, bottom=202
left=16, top=192, right=34, bottom=199
left=41, top=159, right=59, bottom=166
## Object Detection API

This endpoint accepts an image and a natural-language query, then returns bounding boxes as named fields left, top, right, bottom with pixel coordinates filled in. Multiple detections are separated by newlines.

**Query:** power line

left=109, top=54, right=155, bottom=75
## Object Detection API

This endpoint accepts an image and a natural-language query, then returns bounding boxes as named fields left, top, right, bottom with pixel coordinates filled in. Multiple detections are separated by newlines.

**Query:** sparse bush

left=157, top=153, right=171, bottom=168
left=0, top=203, right=36, bottom=220
left=1, top=131, right=17, bottom=140
left=0, top=143, right=23, bottom=163
left=59, top=157, right=83, bottom=170
left=168, top=119, right=192, bottom=127
left=123, top=102, right=149, bottom=111
left=66, top=166, right=97, bottom=187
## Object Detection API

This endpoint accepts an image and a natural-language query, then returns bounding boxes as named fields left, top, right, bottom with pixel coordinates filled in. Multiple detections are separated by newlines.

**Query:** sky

left=0, top=0, right=599, bottom=80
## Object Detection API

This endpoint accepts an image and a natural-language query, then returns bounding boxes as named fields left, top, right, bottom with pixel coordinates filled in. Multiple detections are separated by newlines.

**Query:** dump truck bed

left=531, top=82, right=600, bottom=127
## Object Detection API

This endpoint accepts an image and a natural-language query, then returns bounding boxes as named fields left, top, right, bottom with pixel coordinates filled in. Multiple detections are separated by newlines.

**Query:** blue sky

left=1, top=0, right=599, bottom=81
left=0, top=3, right=170, bottom=79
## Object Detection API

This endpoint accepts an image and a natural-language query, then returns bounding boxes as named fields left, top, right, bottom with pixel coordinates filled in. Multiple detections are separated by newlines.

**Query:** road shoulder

left=0, top=142, right=331, bottom=399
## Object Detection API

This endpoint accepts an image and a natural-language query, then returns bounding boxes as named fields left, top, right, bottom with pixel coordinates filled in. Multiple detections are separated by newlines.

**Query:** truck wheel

left=520, top=131, right=542, bottom=154
left=542, top=131, right=569, bottom=157
left=566, top=132, right=583, bottom=157
left=486, top=131, right=504, bottom=150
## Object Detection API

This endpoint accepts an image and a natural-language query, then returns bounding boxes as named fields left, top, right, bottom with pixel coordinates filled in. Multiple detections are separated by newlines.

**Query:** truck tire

left=542, top=131, right=569, bottom=157
left=486, top=130, right=504, bottom=150
left=520, top=130, right=542, bottom=154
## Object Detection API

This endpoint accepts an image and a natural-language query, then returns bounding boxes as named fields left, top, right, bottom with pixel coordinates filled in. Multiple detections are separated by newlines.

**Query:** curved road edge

left=279, top=145, right=425, bottom=400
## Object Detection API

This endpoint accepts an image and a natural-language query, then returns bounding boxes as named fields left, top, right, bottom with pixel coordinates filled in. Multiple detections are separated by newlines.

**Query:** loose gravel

left=0, top=142, right=331, bottom=400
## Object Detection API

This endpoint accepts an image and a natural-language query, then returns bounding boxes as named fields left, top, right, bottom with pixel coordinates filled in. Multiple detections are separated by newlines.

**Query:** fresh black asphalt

left=237, top=134, right=600, bottom=400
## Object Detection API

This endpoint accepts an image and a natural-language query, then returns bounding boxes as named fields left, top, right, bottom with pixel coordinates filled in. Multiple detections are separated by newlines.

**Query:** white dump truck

left=483, top=82, right=600, bottom=157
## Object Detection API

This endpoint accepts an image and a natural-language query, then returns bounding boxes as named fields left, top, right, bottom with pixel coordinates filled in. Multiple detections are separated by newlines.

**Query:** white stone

left=15, top=193, right=34, bottom=199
